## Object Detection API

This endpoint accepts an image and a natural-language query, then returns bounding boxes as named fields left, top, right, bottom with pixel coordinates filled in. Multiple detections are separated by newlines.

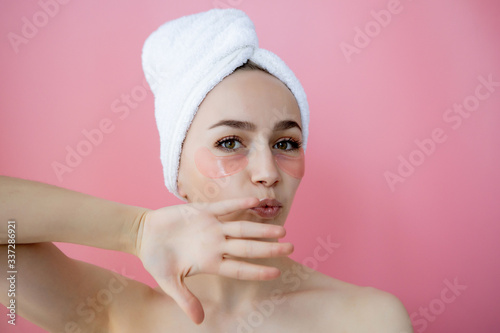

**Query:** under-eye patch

left=195, top=147, right=249, bottom=178
left=274, top=148, right=305, bottom=179
left=195, top=146, right=305, bottom=179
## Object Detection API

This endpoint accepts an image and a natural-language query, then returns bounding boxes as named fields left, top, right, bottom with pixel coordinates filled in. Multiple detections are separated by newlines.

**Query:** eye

left=274, top=137, right=302, bottom=151
left=215, top=136, right=244, bottom=152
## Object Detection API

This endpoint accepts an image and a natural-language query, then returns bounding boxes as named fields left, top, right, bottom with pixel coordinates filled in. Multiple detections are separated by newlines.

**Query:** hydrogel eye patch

left=274, top=148, right=305, bottom=179
left=195, top=147, right=249, bottom=178
left=195, top=147, right=304, bottom=179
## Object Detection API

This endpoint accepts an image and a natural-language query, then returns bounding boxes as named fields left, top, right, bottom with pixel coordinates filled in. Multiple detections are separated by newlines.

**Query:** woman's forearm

left=0, top=176, right=148, bottom=254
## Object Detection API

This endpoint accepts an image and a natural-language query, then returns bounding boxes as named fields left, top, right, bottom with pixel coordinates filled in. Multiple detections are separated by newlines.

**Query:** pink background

left=1, top=0, right=499, bottom=332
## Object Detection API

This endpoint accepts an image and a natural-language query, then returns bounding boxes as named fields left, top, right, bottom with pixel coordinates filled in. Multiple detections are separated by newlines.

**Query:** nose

left=248, top=145, right=281, bottom=187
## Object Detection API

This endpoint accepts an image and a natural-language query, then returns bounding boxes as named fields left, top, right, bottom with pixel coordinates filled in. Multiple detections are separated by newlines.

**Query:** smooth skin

left=0, top=69, right=414, bottom=332
left=0, top=177, right=289, bottom=327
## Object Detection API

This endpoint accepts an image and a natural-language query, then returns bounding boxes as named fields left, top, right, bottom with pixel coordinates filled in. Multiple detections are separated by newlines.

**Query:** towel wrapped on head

left=142, top=8, right=310, bottom=201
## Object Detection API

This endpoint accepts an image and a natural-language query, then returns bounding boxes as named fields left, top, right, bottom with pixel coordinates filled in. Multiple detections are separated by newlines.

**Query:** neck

left=185, top=257, right=296, bottom=312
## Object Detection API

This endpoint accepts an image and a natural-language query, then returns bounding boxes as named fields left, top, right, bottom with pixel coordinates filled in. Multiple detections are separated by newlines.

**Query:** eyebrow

left=208, top=119, right=302, bottom=132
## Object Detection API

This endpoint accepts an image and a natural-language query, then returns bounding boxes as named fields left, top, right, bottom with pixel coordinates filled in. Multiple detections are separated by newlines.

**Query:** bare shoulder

left=285, top=263, right=413, bottom=333
left=347, top=285, right=414, bottom=333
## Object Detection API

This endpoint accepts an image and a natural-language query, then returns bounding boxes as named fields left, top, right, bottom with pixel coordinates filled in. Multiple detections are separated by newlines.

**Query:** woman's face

left=177, top=69, right=304, bottom=226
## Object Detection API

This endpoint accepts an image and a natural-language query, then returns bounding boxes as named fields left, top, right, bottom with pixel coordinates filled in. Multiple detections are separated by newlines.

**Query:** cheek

left=195, top=147, right=249, bottom=179
left=274, top=148, right=305, bottom=179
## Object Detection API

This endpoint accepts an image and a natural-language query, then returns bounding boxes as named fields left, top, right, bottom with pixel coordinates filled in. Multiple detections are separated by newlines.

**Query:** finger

left=224, top=240, right=293, bottom=258
left=218, top=258, right=281, bottom=280
left=209, top=197, right=260, bottom=216
left=157, top=276, right=205, bottom=325
left=221, top=221, right=286, bottom=239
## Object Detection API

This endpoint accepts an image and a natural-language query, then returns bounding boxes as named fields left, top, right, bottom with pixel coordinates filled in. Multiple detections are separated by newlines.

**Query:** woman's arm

left=0, top=242, right=149, bottom=332
left=0, top=175, right=294, bottom=324
left=0, top=175, right=145, bottom=254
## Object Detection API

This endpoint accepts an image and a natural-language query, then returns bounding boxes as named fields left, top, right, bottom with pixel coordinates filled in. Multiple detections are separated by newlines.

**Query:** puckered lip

left=252, top=198, right=283, bottom=208
left=249, top=198, right=283, bottom=219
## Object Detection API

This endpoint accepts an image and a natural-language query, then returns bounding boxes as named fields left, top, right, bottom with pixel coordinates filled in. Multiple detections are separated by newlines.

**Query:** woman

left=1, top=8, right=413, bottom=333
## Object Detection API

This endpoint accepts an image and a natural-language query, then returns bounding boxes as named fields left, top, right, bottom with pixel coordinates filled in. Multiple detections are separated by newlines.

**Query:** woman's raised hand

left=135, top=197, right=293, bottom=324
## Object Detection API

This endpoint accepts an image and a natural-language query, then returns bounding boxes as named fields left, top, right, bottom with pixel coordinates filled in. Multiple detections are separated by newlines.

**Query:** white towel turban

left=142, top=8, right=310, bottom=201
